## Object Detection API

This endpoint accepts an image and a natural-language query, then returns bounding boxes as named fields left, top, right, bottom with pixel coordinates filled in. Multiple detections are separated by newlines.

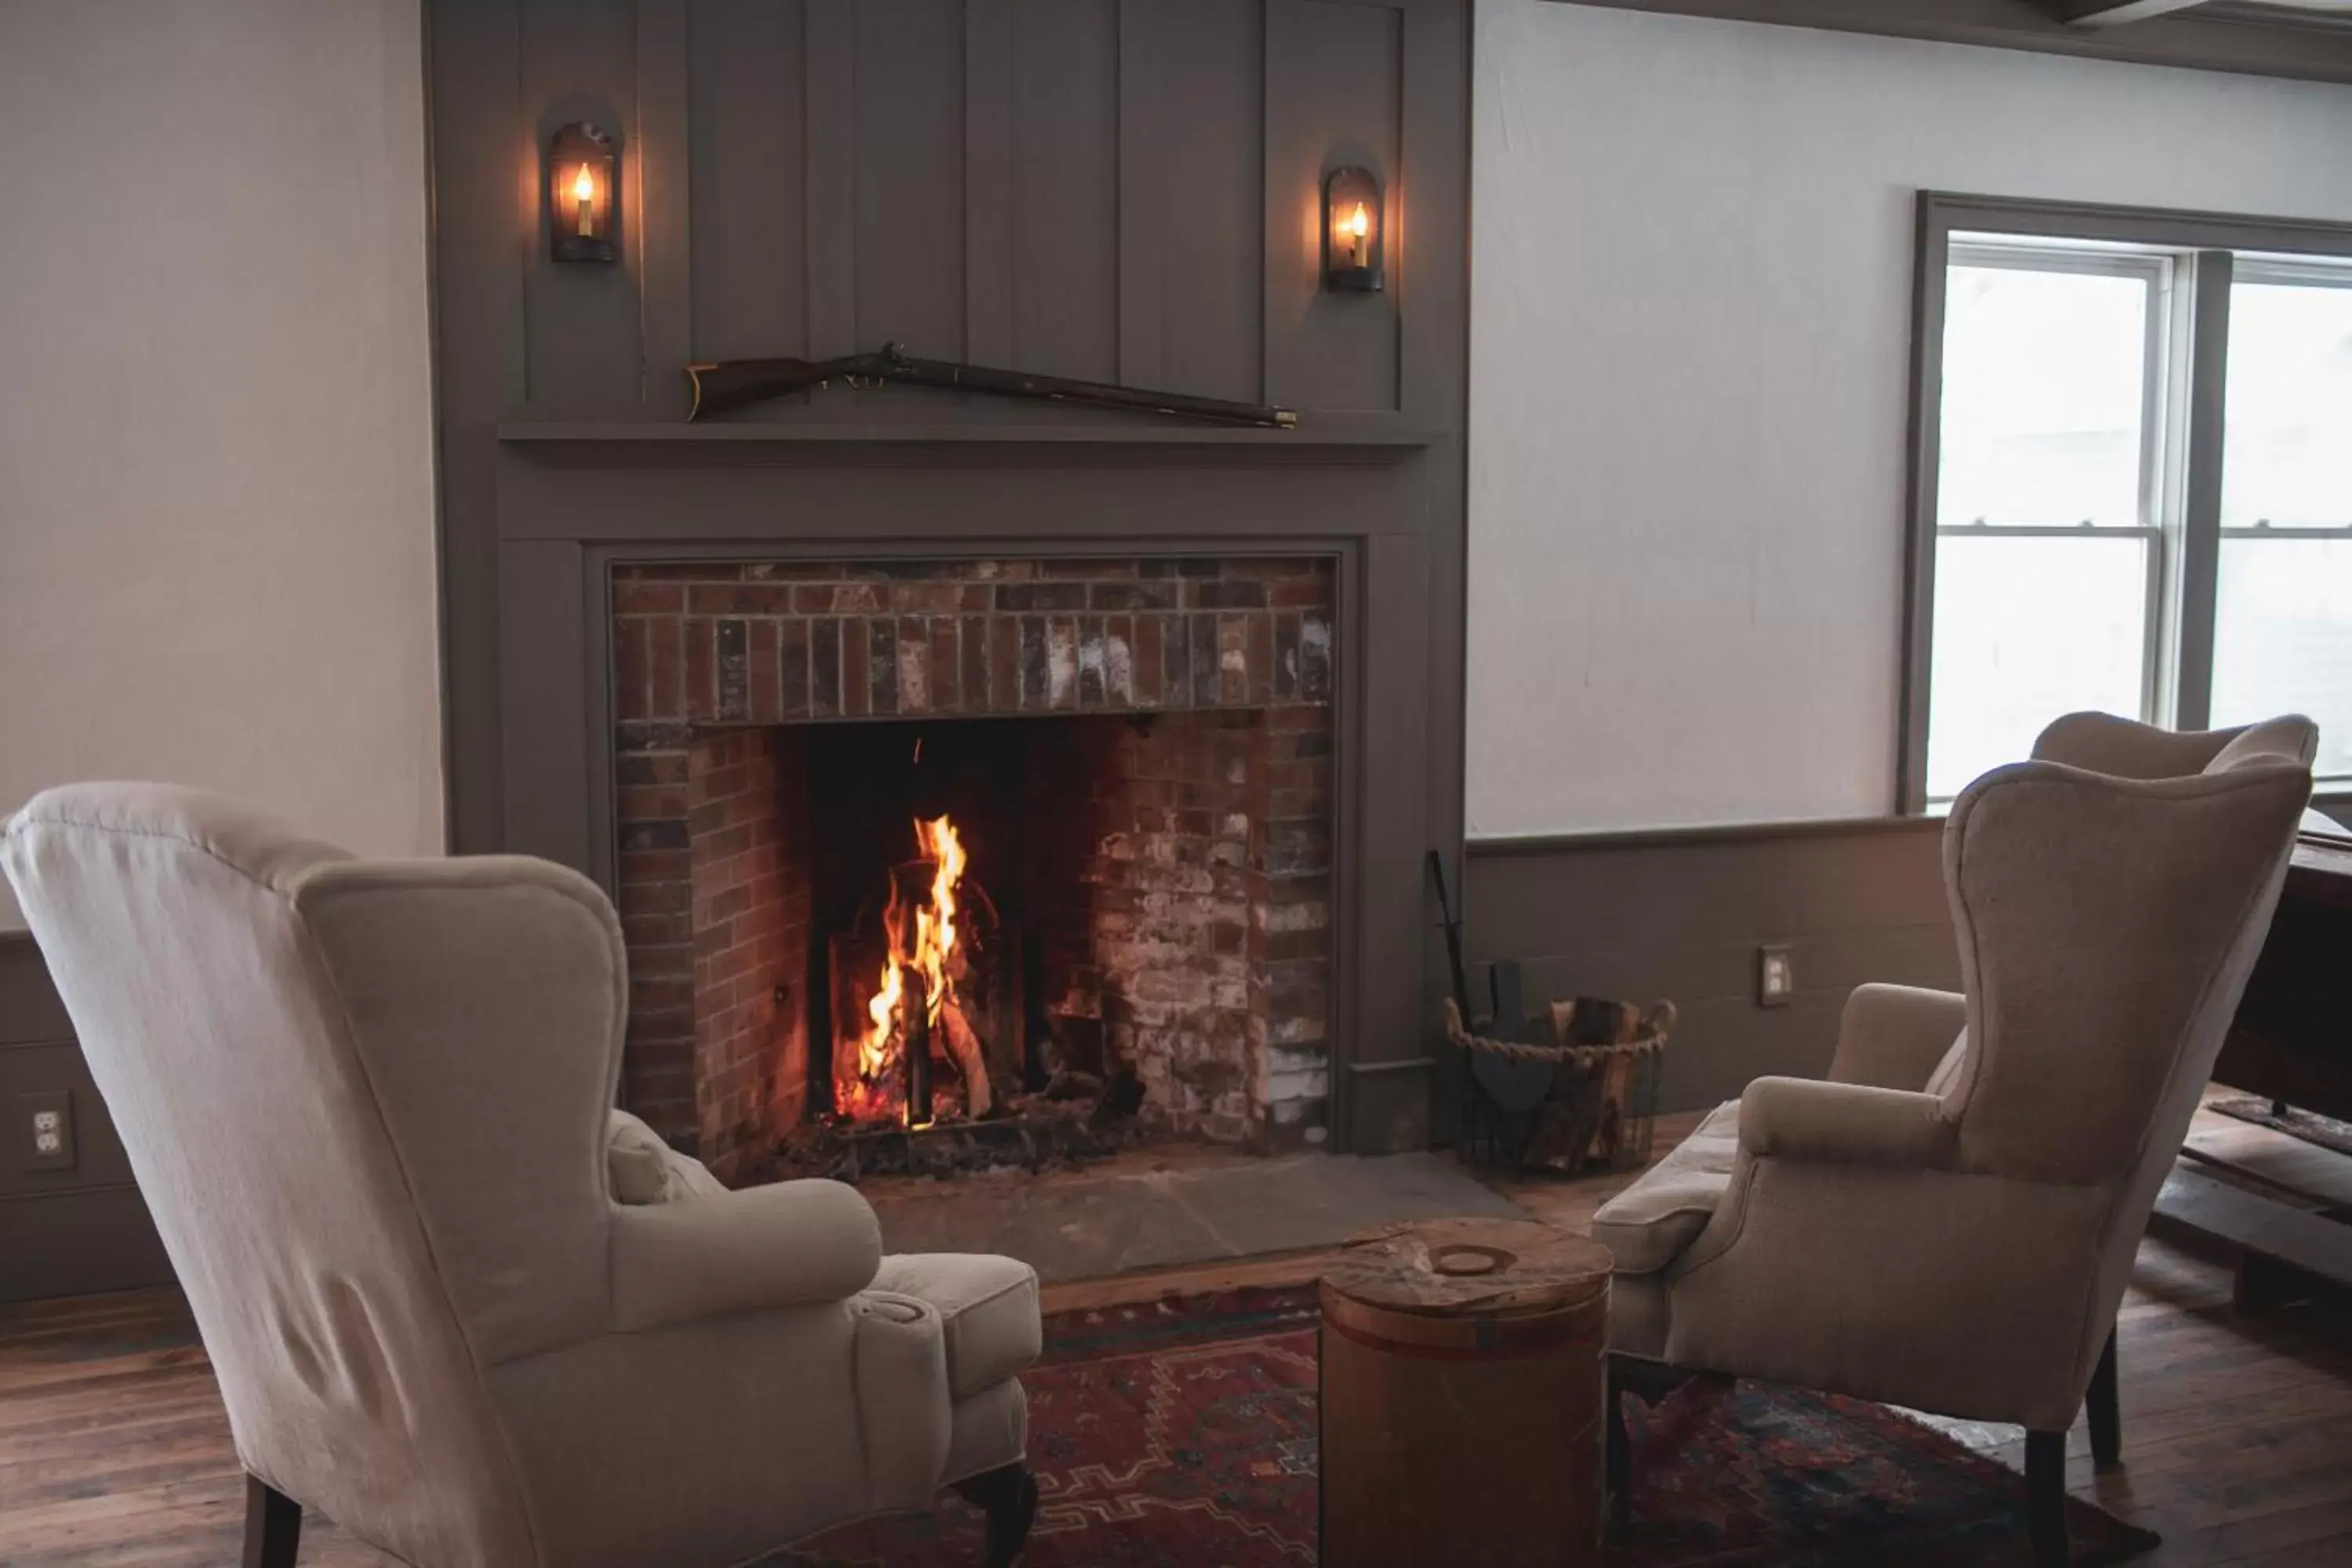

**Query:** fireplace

left=610, top=556, right=1336, bottom=1181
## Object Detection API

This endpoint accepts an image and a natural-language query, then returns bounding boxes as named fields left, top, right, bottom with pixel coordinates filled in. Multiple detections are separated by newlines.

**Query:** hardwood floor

left=4, top=1113, right=2348, bottom=1566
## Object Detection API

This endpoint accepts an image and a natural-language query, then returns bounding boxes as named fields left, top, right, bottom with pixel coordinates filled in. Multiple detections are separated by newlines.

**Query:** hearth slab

left=864, top=1152, right=1529, bottom=1284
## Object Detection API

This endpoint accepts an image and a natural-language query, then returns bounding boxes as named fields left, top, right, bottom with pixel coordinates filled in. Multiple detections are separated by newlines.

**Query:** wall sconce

left=549, top=122, right=618, bottom=264
left=1322, top=165, right=1384, bottom=293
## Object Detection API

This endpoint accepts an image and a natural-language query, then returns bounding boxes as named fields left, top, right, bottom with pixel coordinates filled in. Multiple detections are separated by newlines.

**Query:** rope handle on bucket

left=1441, top=996, right=1675, bottom=1065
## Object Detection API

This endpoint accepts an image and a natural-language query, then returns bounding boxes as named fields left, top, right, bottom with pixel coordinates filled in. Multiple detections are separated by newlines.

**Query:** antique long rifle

left=686, top=341, right=1297, bottom=429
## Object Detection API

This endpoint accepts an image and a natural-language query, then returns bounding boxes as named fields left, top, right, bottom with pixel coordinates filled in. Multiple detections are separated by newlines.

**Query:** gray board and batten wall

left=426, top=0, right=1474, bottom=1155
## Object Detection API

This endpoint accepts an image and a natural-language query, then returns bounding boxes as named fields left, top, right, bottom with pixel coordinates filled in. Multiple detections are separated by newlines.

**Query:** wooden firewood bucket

left=1445, top=996, right=1674, bottom=1174
left=1319, top=1218, right=1614, bottom=1567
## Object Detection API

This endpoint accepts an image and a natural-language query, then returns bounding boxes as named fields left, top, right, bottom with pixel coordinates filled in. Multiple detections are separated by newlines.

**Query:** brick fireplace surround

left=608, top=556, right=1336, bottom=1178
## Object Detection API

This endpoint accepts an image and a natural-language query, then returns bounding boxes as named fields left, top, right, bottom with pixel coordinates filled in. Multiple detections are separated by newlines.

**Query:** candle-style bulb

left=572, top=164, right=596, bottom=238
left=1345, top=202, right=1370, bottom=267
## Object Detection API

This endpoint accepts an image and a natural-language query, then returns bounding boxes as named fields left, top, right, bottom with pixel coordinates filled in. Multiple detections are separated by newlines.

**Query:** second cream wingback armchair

left=1589, top=712, right=2316, bottom=1568
left=1, top=784, right=1044, bottom=1568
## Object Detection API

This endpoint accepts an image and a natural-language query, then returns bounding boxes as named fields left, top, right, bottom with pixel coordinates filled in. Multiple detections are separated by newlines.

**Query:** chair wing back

left=1944, top=716, right=2311, bottom=1351
left=0, top=785, right=623, bottom=1568
left=1951, top=714, right=2315, bottom=1186
left=2031, top=710, right=2318, bottom=781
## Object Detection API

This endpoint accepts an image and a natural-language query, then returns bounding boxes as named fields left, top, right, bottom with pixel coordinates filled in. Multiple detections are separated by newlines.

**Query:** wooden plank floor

left=4, top=1118, right=2348, bottom=1566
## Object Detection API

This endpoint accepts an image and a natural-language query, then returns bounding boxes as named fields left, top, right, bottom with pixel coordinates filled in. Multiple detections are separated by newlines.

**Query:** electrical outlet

left=20, top=1089, right=75, bottom=1172
left=1757, top=944, right=1795, bottom=1009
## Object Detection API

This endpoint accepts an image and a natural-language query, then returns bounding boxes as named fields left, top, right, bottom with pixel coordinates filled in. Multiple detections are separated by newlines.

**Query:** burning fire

left=838, top=815, right=969, bottom=1124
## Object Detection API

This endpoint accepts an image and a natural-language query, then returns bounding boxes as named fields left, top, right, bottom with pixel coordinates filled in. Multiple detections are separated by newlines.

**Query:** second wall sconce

left=550, top=122, right=619, bottom=264
left=1322, top=165, right=1384, bottom=293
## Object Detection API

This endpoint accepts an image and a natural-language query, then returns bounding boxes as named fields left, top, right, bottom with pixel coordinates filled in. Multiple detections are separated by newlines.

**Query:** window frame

left=1902, top=192, right=2352, bottom=812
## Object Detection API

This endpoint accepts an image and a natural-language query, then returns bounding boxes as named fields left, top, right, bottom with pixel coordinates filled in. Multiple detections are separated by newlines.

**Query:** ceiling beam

left=2049, top=0, right=2212, bottom=25
left=1544, top=2, right=2352, bottom=85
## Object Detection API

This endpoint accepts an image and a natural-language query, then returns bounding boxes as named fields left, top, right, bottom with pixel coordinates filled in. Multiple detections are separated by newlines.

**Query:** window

left=1907, top=197, right=2352, bottom=807
left=2211, top=263, right=2352, bottom=779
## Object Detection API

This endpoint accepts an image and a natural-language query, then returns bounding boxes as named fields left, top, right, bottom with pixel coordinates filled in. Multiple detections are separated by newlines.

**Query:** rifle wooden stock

left=685, top=343, right=1296, bottom=429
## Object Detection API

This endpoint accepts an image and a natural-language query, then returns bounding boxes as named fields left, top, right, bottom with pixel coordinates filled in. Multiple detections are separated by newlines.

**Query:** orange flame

left=838, top=815, right=967, bottom=1123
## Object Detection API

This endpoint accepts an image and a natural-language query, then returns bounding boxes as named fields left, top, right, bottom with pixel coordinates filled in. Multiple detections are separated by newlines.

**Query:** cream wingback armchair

left=1591, top=713, right=2316, bottom=1568
left=1, top=785, right=1042, bottom=1568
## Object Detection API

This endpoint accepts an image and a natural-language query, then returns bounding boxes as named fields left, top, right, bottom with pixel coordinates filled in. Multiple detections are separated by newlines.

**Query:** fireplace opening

left=775, top=714, right=1181, bottom=1180
left=610, top=556, right=1337, bottom=1185
left=805, top=717, right=1082, bottom=1134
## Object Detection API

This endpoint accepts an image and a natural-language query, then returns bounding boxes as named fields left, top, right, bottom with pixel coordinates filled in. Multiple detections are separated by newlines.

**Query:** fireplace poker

left=1428, top=849, right=1475, bottom=1025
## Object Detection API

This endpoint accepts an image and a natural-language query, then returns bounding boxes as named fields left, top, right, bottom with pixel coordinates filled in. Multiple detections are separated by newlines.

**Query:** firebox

left=610, top=557, right=1337, bottom=1182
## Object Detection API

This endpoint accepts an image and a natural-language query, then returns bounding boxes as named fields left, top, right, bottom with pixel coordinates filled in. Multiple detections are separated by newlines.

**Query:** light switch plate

left=20, top=1088, right=74, bottom=1172
left=1757, top=943, right=1795, bottom=1009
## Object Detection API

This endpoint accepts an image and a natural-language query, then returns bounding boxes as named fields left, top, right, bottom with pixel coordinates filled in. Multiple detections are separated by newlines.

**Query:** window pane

left=2220, top=276, right=2352, bottom=528
left=2212, top=537, right=2352, bottom=778
left=1939, top=264, right=2151, bottom=528
left=1927, top=535, right=2149, bottom=799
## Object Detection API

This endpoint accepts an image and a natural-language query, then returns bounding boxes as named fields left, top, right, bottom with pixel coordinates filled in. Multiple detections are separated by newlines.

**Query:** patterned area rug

left=778, top=1287, right=2158, bottom=1567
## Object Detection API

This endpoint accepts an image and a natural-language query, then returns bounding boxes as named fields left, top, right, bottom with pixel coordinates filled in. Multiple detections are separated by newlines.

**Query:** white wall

left=0, top=1, right=442, bottom=924
left=1469, top=0, right=2352, bottom=838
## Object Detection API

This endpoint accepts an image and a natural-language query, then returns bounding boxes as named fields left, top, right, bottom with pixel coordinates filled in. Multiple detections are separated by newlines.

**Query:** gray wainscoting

left=1462, top=816, right=1960, bottom=1114
left=0, top=933, right=170, bottom=1301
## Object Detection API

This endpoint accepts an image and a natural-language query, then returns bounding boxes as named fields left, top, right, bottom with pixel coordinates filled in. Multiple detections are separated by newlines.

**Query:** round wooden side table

left=1319, top=1218, right=1613, bottom=1568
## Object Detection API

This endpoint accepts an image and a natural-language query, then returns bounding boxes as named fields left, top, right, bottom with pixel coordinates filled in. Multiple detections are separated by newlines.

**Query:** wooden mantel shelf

left=495, top=419, right=1440, bottom=448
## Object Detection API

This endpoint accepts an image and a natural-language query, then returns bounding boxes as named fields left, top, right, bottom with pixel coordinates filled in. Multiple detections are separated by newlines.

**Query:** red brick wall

left=1023, top=711, right=1276, bottom=1143
left=1250, top=702, right=1333, bottom=1138
left=611, top=557, right=1334, bottom=1160
left=611, top=558, right=1334, bottom=724
left=686, top=730, right=810, bottom=1178
left=1006, top=702, right=1331, bottom=1147
left=614, top=746, right=695, bottom=1133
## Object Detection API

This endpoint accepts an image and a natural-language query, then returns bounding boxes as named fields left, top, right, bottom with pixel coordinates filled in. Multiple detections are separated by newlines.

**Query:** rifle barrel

left=685, top=348, right=1295, bottom=429
left=884, top=354, right=1294, bottom=429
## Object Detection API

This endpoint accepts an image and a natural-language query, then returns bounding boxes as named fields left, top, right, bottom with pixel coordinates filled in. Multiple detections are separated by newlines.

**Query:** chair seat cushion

left=1591, top=1098, right=1740, bottom=1276
left=870, top=1253, right=1042, bottom=1399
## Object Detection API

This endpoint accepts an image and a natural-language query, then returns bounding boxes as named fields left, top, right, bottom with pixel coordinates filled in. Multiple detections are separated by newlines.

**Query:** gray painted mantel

left=493, top=427, right=1451, bottom=1152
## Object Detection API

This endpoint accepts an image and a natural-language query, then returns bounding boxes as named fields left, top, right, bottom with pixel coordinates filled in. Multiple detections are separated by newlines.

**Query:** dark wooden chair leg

left=953, top=1461, right=1039, bottom=1566
left=1605, top=1356, right=1632, bottom=1537
left=2087, top=1327, right=2122, bottom=1470
left=2025, top=1429, right=2070, bottom=1568
left=242, top=1474, right=301, bottom=1568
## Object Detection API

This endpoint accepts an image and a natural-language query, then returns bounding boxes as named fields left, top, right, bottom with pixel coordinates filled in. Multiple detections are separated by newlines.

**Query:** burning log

left=826, top=811, right=1010, bottom=1127
left=905, top=969, right=933, bottom=1128
left=939, top=999, right=993, bottom=1119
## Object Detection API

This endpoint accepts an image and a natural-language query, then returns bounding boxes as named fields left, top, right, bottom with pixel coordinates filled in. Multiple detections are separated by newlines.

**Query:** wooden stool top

left=1321, top=1218, right=1612, bottom=1319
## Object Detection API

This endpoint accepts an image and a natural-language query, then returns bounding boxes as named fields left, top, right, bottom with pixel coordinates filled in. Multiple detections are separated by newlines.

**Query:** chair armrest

left=609, top=1178, right=883, bottom=1333
left=1827, top=984, right=1967, bottom=1091
left=1739, top=1077, right=1956, bottom=1169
